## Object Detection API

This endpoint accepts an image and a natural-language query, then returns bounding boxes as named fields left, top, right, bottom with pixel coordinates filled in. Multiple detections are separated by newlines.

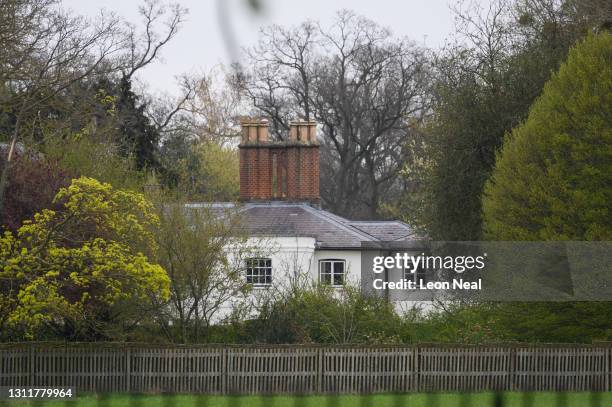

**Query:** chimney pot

left=241, top=118, right=269, bottom=143
left=289, top=120, right=317, bottom=144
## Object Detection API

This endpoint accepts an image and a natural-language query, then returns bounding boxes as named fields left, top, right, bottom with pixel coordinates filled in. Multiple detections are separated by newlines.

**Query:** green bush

left=44, top=134, right=144, bottom=192
left=483, top=33, right=612, bottom=240
left=412, top=302, right=612, bottom=344
left=245, top=285, right=404, bottom=344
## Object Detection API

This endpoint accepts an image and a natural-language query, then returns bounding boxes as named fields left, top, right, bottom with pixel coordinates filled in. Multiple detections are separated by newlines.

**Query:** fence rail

left=1, top=343, right=610, bottom=394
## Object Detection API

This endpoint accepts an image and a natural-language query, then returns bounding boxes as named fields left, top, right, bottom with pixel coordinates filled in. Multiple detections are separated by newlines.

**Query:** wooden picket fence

left=0, top=343, right=610, bottom=394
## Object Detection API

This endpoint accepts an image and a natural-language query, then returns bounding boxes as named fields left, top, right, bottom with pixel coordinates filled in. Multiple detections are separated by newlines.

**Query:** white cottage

left=188, top=118, right=432, bottom=313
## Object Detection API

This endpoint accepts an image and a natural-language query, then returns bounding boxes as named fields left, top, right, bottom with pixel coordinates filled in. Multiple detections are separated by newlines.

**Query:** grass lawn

left=1, top=392, right=611, bottom=407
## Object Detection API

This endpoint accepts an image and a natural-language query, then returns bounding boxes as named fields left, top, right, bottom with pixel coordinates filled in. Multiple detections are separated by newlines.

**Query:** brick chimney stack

left=239, top=118, right=319, bottom=204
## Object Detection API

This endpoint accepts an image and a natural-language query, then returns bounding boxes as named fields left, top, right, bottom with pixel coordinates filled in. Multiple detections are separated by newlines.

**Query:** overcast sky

left=62, top=0, right=486, bottom=96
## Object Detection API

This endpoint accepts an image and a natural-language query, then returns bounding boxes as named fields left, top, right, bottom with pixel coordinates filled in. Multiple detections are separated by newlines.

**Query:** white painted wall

left=250, top=236, right=317, bottom=285
left=215, top=238, right=369, bottom=320
left=215, top=239, right=438, bottom=321
left=236, top=237, right=364, bottom=289
left=313, top=249, right=362, bottom=287
left=215, top=236, right=317, bottom=321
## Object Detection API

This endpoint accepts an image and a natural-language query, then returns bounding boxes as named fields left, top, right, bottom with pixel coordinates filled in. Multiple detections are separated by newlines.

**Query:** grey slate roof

left=348, top=221, right=416, bottom=242
left=185, top=201, right=424, bottom=250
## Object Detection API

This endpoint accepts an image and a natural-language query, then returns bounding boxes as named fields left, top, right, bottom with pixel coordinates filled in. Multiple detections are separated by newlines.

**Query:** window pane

left=264, top=267, right=272, bottom=284
left=246, top=258, right=272, bottom=286
left=320, top=260, right=345, bottom=286
left=321, top=273, right=331, bottom=284
left=416, top=267, right=426, bottom=283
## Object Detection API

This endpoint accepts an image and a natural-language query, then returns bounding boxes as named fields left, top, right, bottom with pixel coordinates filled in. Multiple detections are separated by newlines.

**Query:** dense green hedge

left=483, top=33, right=612, bottom=241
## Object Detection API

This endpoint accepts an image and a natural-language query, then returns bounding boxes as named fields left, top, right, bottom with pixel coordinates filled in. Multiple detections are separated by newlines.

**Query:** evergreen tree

left=483, top=33, right=612, bottom=240
left=480, top=33, right=612, bottom=343
left=398, top=0, right=597, bottom=240
left=115, top=76, right=161, bottom=171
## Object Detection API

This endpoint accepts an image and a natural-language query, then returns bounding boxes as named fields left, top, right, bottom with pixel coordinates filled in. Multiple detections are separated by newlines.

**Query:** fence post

left=606, top=346, right=610, bottom=392
left=317, top=347, right=324, bottom=393
left=221, top=347, right=227, bottom=395
left=415, top=346, right=421, bottom=392
left=509, top=347, right=516, bottom=391
left=28, top=345, right=33, bottom=387
left=63, top=343, right=68, bottom=389
left=125, top=347, right=131, bottom=392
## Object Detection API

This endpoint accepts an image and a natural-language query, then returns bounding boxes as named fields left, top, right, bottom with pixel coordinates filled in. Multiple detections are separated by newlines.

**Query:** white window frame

left=319, top=259, right=346, bottom=287
left=245, top=258, right=272, bottom=287
left=403, top=260, right=427, bottom=285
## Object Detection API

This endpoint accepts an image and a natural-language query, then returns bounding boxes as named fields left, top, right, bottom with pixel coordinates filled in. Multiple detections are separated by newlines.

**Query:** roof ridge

left=349, top=220, right=402, bottom=223
left=392, top=219, right=418, bottom=240
left=345, top=224, right=381, bottom=241
left=390, top=233, right=417, bottom=241
left=348, top=220, right=418, bottom=242
left=300, top=205, right=377, bottom=242
left=315, top=210, right=350, bottom=223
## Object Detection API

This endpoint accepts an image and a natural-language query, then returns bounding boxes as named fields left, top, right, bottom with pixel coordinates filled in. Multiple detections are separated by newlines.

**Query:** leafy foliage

left=177, top=141, right=239, bottom=201
left=479, top=34, right=612, bottom=341
left=398, top=0, right=595, bottom=239
left=407, top=303, right=513, bottom=344
left=0, top=150, right=73, bottom=232
left=115, top=76, right=162, bottom=171
left=44, top=132, right=145, bottom=192
left=413, top=302, right=612, bottom=344
left=154, top=200, right=253, bottom=343
left=0, top=177, right=169, bottom=340
left=245, top=285, right=404, bottom=344
left=483, top=33, right=612, bottom=240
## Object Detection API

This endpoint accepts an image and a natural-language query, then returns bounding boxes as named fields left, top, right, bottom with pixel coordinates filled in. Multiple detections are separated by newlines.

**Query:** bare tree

left=0, top=0, right=126, bottom=218
left=122, top=0, right=186, bottom=80
left=145, top=75, right=196, bottom=139
left=0, top=0, right=188, bottom=220
left=154, top=67, right=245, bottom=198
left=155, top=66, right=244, bottom=146
left=187, top=67, right=245, bottom=142
left=125, top=0, right=194, bottom=140
left=154, top=202, right=262, bottom=343
left=238, top=10, right=429, bottom=218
